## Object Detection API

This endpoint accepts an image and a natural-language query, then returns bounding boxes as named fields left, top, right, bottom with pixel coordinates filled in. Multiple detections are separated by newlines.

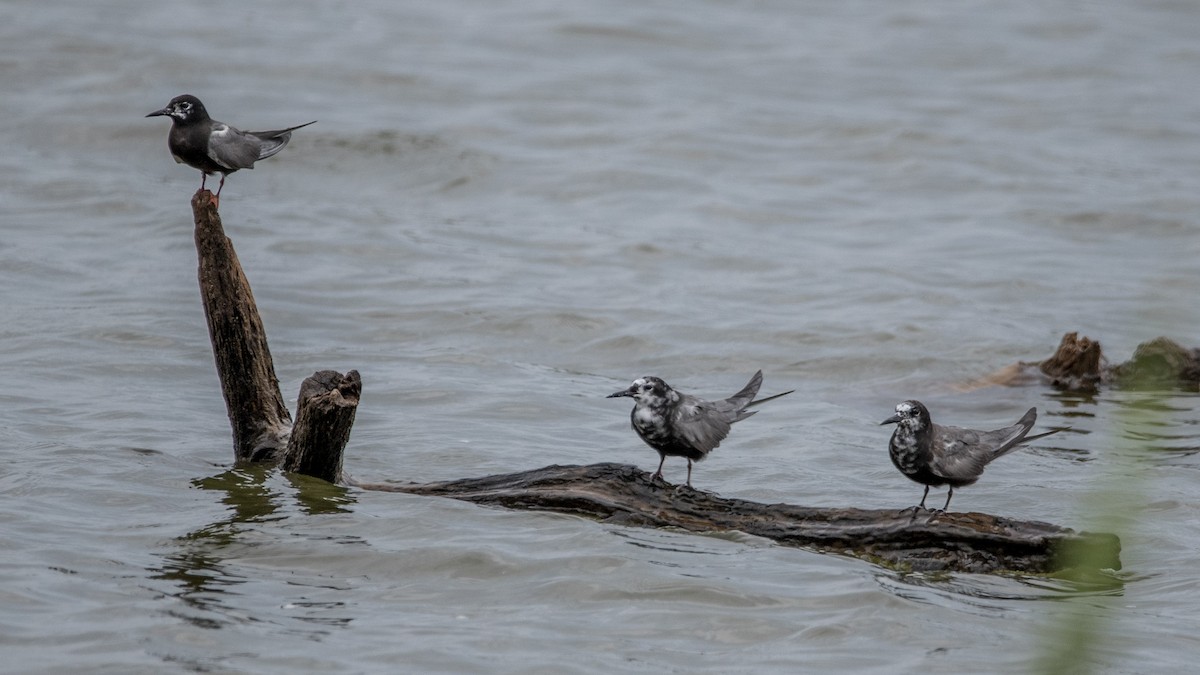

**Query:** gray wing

left=927, top=425, right=993, bottom=481
left=206, top=123, right=262, bottom=170
left=246, top=121, right=317, bottom=161
left=672, top=395, right=734, bottom=458
left=928, top=408, right=1036, bottom=481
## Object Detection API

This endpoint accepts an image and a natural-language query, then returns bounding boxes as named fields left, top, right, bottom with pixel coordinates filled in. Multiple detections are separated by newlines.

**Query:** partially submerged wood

left=193, top=190, right=291, bottom=461
left=1111, top=336, right=1200, bottom=388
left=192, top=190, right=358, bottom=469
left=1037, top=332, right=1107, bottom=390
left=356, top=463, right=1122, bottom=574
left=977, top=331, right=1199, bottom=392
left=190, top=195, right=1123, bottom=574
left=283, top=369, right=361, bottom=483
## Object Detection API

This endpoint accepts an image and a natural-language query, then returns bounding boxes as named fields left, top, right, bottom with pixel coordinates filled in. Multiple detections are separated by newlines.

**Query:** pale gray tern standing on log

left=147, top=94, right=315, bottom=202
left=880, top=400, right=1062, bottom=511
left=607, top=370, right=793, bottom=488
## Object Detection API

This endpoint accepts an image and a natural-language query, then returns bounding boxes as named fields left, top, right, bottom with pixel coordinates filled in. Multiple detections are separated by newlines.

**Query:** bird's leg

left=899, top=485, right=931, bottom=519
left=685, top=459, right=693, bottom=489
left=922, top=487, right=955, bottom=524
left=196, top=173, right=219, bottom=207
left=900, top=486, right=931, bottom=517
left=650, top=455, right=667, bottom=484
left=208, top=174, right=226, bottom=208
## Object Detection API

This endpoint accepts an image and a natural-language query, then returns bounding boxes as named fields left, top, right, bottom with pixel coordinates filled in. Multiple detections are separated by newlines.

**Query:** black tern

left=146, top=94, right=315, bottom=201
left=607, top=370, right=793, bottom=488
left=880, top=400, right=1062, bottom=511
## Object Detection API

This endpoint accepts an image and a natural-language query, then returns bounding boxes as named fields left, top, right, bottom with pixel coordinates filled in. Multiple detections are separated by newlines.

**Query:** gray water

left=3, top=0, right=1199, bottom=672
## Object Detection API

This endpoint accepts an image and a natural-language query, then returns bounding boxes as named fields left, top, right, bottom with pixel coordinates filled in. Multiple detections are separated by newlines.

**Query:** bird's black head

left=607, top=376, right=673, bottom=406
left=880, top=400, right=929, bottom=428
left=146, top=94, right=209, bottom=124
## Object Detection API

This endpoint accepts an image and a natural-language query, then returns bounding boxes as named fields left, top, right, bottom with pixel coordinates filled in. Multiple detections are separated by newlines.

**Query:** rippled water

left=3, top=0, right=1199, bottom=672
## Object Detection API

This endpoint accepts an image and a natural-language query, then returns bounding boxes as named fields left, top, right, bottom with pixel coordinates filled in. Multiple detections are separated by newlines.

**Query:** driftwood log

left=191, top=191, right=1121, bottom=574
left=192, top=190, right=359, bottom=478
left=355, top=463, right=1121, bottom=574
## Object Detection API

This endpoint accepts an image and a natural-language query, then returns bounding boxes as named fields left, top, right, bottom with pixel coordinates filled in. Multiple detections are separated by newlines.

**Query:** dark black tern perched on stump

left=146, top=94, right=315, bottom=203
left=607, top=370, right=793, bottom=488
left=880, top=400, right=1062, bottom=512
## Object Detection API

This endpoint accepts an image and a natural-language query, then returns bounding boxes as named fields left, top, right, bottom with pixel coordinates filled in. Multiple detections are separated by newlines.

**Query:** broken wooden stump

left=192, top=189, right=358, bottom=474
left=1036, top=332, right=1107, bottom=391
left=283, top=369, right=361, bottom=483
left=355, top=463, right=1122, bottom=574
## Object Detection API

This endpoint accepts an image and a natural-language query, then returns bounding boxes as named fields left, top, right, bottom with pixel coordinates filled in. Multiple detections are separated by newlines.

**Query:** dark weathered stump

left=191, top=190, right=358, bottom=469
left=283, top=370, right=362, bottom=483
left=355, top=463, right=1121, bottom=574
left=1037, top=331, right=1106, bottom=391
left=193, top=191, right=292, bottom=461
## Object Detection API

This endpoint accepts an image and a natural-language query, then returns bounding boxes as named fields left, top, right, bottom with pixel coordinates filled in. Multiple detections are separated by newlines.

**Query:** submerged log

left=191, top=190, right=358, bottom=468
left=355, top=463, right=1122, bottom=574
left=976, top=332, right=1199, bottom=392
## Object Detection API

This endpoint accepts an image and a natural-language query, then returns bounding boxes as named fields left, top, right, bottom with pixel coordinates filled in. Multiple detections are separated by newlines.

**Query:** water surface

left=3, top=1, right=1199, bottom=672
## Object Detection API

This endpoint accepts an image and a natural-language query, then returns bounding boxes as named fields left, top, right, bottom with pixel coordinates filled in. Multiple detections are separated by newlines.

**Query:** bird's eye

left=179, top=102, right=192, bottom=111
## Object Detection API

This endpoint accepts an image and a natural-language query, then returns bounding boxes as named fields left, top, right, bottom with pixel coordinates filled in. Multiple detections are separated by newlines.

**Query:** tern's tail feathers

left=748, top=389, right=795, bottom=408
left=728, top=371, right=792, bottom=422
left=249, top=120, right=318, bottom=140
left=724, top=370, right=764, bottom=410
left=249, top=121, right=317, bottom=160
left=993, top=407, right=1064, bottom=457
left=1019, top=427, right=1065, bottom=445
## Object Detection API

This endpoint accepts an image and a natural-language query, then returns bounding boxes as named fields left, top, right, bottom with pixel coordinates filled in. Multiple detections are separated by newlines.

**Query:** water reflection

left=1109, top=391, right=1200, bottom=458
left=1043, top=388, right=1101, bottom=418
left=151, top=465, right=358, bottom=632
left=1038, top=388, right=1200, bottom=459
left=875, top=566, right=1128, bottom=615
